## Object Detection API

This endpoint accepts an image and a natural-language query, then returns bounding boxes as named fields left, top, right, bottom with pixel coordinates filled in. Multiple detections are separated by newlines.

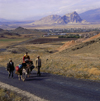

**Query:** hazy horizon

left=0, top=0, right=100, bottom=21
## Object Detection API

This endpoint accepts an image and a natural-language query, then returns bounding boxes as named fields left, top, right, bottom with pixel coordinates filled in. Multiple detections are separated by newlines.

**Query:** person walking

left=36, top=56, right=41, bottom=76
left=7, top=59, right=15, bottom=78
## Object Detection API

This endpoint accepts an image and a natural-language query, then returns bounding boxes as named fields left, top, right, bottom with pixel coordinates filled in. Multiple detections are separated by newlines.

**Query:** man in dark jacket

left=7, top=59, right=15, bottom=78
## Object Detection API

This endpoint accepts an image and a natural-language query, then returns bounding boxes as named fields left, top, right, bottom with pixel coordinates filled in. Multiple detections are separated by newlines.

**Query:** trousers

left=8, top=71, right=13, bottom=77
left=37, top=66, right=41, bottom=76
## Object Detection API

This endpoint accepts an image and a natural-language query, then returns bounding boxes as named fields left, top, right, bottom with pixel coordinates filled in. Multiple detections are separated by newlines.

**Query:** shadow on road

left=23, top=72, right=51, bottom=81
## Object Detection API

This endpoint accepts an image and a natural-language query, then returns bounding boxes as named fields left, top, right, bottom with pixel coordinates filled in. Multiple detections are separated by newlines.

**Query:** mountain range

left=0, top=8, right=100, bottom=28
left=32, top=11, right=87, bottom=25
left=79, top=8, right=100, bottom=23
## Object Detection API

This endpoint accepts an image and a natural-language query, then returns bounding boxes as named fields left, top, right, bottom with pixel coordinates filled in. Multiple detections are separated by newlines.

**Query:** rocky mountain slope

left=57, top=11, right=83, bottom=24
left=33, top=15, right=61, bottom=25
left=32, top=11, right=87, bottom=25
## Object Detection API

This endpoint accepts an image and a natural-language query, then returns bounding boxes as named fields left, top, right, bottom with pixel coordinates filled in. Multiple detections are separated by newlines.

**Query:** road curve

left=0, top=67, right=100, bottom=101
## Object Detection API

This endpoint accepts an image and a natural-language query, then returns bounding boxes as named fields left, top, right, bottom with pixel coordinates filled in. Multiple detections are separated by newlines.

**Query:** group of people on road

left=7, top=52, right=42, bottom=78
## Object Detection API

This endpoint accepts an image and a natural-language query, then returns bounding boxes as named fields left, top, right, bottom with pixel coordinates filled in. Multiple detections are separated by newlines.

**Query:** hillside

left=83, top=33, right=100, bottom=42
left=12, top=27, right=32, bottom=34
left=0, top=28, right=4, bottom=32
left=12, top=27, right=45, bottom=36
left=80, top=8, right=100, bottom=23
left=57, top=40, right=76, bottom=52
left=1, top=31, right=100, bottom=81
left=0, top=27, right=46, bottom=38
left=33, top=15, right=61, bottom=25
left=57, top=33, right=100, bottom=52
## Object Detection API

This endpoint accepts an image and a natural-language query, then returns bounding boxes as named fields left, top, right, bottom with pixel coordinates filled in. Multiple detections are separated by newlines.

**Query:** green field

left=0, top=38, right=24, bottom=42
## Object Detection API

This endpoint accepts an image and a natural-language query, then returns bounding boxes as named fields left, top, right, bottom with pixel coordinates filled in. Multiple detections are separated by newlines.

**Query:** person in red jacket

left=23, top=52, right=30, bottom=63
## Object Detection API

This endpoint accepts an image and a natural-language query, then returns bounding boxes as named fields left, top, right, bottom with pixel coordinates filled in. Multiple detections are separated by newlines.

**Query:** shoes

left=18, top=78, right=20, bottom=80
left=37, top=73, right=41, bottom=76
left=8, top=76, right=14, bottom=79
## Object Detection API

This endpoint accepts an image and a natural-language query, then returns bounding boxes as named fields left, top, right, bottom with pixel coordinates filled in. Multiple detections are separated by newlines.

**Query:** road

left=0, top=67, right=100, bottom=101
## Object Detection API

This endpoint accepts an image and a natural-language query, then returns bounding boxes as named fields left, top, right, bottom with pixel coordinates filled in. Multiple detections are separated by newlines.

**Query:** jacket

left=36, top=58, right=41, bottom=67
left=23, top=54, right=30, bottom=61
left=7, top=62, right=15, bottom=71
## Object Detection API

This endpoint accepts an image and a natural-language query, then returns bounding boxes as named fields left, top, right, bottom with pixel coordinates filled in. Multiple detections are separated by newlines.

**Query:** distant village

left=42, top=28, right=100, bottom=38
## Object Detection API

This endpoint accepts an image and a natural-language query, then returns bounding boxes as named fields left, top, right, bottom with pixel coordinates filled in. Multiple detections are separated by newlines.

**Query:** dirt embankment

left=57, top=33, right=100, bottom=52
left=57, top=40, right=76, bottom=52
left=82, top=33, right=100, bottom=42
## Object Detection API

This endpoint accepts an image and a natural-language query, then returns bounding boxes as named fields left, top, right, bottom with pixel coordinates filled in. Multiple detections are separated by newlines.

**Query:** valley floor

left=0, top=36, right=100, bottom=81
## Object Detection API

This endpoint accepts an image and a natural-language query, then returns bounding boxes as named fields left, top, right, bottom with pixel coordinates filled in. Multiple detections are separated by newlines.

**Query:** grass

left=1, top=37, right=100, bottom=81
left=0, top=39, right=23, bottom=42
left=1, top=40, right=100, bottom=101
left=0, top=88, right=28, bottom=101
left=40, top=50, right=100, bottom=81
left=0, top=38, right=29, bottom=48
left=1, top=49, right=100, bottom=81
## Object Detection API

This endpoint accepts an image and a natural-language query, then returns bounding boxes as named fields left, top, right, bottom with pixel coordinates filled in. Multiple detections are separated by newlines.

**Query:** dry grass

left=0, top=38, right=29, bottom=48
left=1, top=37, right=100, bottom=81
left=0, top=88, right=27, bottom=101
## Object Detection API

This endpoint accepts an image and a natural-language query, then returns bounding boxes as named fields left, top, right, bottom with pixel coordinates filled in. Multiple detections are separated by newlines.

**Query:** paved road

left=0, top=67, right=100, bottom=101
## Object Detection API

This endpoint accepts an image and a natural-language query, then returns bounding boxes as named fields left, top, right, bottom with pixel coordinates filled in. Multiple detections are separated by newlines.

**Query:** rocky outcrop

left=57, top=11, right=82, bottom=24
left=33, top=15, right=61, bottom=25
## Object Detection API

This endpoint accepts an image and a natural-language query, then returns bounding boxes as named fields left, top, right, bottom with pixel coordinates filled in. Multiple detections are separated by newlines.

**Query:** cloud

left=0, top=0, right=100, bottom=20
left=56, top=0, right=100, bottom=14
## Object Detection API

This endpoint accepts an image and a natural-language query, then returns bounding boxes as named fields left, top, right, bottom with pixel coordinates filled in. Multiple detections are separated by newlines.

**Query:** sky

left=0, top=0, right=100, bottom=21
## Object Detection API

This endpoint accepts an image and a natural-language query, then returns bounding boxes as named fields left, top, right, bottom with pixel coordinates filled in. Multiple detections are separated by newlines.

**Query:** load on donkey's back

left=15, top=52, right=34, bottom=81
